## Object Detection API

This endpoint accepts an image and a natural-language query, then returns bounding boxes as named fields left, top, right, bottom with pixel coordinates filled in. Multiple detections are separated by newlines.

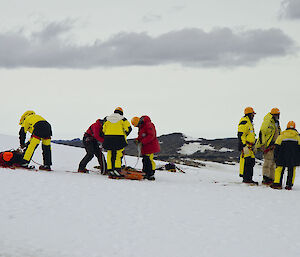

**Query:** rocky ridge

left=53, top=133, right=244, bottom=168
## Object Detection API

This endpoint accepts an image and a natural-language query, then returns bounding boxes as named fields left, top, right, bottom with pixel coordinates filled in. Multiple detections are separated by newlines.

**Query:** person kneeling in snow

left=19, top=110, right=52, bottom=171
left=78, top=119, right=107, bottom=174
left=271, top=121, right=300, bottom=190
left=131, top=116, right=160, bottom=180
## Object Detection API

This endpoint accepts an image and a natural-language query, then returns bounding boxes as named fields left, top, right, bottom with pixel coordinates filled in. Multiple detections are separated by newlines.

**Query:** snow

left=179, top=142, right=215, bottom=155
left=1, top=134, right=300, bottom=257
left=179, top=142, right=233, bottom=155
left=219, top=147, right=234, bottom=152
left=183, top=134, right=202, bottom=142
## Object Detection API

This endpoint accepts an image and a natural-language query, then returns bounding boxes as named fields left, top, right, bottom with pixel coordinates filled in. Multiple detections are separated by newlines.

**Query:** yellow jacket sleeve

left=122, top=119, right=132, bottom=136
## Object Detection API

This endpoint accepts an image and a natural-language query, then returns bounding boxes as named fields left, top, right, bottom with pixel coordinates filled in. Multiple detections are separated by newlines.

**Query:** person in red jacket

left=131, top=116, right=160, bottom=180
left=78, top=119, right=106, bottom=173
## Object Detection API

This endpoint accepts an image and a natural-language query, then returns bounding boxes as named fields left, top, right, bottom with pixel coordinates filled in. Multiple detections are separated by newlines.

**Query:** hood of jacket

left=141, top=115, right=151, bottom=125
left=106, top=113, right=123, bottom=124
left=282, top=128, right=299, bottom=138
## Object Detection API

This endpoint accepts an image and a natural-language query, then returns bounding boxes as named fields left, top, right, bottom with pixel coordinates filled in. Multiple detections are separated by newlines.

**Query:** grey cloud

left=0, top=22, right=297, bottom=69
left=31, top=21, right=73, bottom=42
left=280, top=0, right=300, bottom=19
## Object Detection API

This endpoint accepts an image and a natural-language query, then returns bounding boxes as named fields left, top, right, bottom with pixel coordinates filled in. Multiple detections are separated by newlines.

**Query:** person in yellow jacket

left=102, top=107, right=132, bottom=178
left=255, top=108, right=281, bottom=185
left=271, top=121, right=300, bottom=190
left=19, top=110, right=52, bottom=170
left=237, top=107, right=258, bottom=184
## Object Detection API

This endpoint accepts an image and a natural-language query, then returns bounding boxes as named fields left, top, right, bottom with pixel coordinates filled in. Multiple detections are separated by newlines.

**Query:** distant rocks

left=53, top=132, right=250, bottom=168
left=52, top=138, right=83, bottom=148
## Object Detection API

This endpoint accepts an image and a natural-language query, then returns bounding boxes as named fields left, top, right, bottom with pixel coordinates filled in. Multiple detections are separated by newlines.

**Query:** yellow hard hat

left=244, top=107, right=256, bottom=115
left=270, top=108, right=280, bottom=115
left=287, top=121, right=296, bottom=129
left=19, top=110, right=35, bottom=125
left=131, top=117, right=140, bottom=127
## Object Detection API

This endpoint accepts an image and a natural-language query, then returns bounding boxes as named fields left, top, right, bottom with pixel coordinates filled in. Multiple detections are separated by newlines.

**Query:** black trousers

left=79, top=136, right=106, bottom=172
left=243, top=157, right=255, bottom=182
left=142, top=155, right=155, bottom=177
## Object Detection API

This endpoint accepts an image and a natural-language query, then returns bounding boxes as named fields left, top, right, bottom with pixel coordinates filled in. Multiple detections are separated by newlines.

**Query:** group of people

left=238, top=107, right=300, bottom=190
left=0, top=107, right=161, bottom=180
left=78, top=107, right=160, bottom=180
left=1, top=106, right=299, bottom=187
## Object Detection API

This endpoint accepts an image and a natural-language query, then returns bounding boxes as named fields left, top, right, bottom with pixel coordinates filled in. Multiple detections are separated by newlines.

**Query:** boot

left=78, top=168, right=89, bottom=173
left=146, top=175, right=155, bottom=181
left=262, top=176, right=273, bottom=185
left=144, top=174, right=155, bottom=181
left=243, top=180, right=258, bottom=185
left=285, top=185, right=292, bottom=190
left=112, top=169, right=123, bottom=177
left=107, top=169, right=123, bottom=178
left=20, top=162, right=35, bottom=170
left=270, top=183, right=282, bottom=190
left=39, top=165, right=52, bottom=171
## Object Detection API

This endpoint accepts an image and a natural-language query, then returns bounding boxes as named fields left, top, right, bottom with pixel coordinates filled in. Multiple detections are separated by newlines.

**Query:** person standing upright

left=237, top=107, right=258, bottom=184
left=271, top=121, right=300, bottom=190
left=102, top=107, right=132, bottom=178
left=255, top=108, right=281, bottom=185
left=131, top=116, right=160, bottom=180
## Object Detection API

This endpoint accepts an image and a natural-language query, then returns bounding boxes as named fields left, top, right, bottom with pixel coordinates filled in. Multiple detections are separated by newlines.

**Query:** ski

left=213, top=181, right=259, bottom=186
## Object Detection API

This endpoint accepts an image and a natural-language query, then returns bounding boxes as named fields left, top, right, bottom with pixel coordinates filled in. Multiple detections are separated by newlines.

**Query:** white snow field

left=1, top=134, right=300, bottom=257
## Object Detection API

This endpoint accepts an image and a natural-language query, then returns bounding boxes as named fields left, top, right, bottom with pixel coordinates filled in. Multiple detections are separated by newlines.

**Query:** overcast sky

left=1, top=0, right=300, bottom=140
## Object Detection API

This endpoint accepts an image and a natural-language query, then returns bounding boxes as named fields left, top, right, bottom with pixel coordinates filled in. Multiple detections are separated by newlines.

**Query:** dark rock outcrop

left=53, top=132, right=255, bottom=168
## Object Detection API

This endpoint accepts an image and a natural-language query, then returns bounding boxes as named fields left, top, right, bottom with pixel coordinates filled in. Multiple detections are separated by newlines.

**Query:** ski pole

left=133, top=143, right=141, bottom=169
left=32, top=159, right=43, bottom=166
left=176, top=166, right=186, bottom=173
left=123, top=149, right=127, bottom=168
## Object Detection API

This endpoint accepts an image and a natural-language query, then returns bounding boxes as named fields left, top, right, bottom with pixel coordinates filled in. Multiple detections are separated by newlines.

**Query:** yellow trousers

left=142, top=153, right=156, bottom=177
left=239, top=153, right=245, bottom=177
left=239, top=149, right=254, bottom=177
left=23, top=136, right=51, bottom=165
left=107, top=149, right=124, bottom=170
left=274, top=166, right=296, bottom=186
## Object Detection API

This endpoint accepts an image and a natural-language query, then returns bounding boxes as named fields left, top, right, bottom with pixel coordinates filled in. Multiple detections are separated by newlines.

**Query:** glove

left=20, top=143, right=27, bottom=150
left=243, top=146, right=250, bottom=156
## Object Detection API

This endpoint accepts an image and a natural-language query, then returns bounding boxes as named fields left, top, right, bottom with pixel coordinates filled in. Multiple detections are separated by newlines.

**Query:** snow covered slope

left=1, top=134, right=300, bottom=257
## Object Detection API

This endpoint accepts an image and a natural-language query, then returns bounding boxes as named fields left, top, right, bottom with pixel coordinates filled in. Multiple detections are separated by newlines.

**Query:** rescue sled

left=109, top=166, right=146, bottom=180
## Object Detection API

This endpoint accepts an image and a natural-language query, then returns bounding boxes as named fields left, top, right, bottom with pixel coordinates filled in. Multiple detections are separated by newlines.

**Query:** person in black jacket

left=271, top=121, right=300, bottom=190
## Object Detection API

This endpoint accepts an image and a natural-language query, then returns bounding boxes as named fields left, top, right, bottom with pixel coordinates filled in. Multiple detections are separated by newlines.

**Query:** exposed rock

left=53, top=132, right=262, bottom=168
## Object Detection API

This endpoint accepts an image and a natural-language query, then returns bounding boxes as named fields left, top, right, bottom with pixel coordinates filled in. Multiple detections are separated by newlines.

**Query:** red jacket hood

left=141, top=116, right=151, bottom=126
